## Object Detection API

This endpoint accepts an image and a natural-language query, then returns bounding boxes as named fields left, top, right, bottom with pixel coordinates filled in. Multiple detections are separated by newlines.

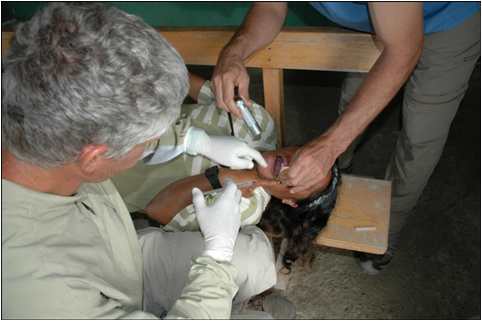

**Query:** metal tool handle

left=235, top=98, right=262, bottom=140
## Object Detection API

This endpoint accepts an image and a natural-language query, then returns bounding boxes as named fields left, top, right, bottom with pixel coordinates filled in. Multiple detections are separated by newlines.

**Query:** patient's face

left=257, top=147, right=332, bottom=204
left=257, top=147, right=297, bottom=181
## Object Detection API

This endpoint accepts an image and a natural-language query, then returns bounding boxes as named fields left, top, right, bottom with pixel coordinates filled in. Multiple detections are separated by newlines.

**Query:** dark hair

left=258, top=165, right=341, bottom=271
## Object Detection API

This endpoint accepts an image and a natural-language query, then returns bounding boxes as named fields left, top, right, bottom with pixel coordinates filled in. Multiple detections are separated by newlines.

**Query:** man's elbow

left=143, top=204, right=168, bottom=225
left=411, top=35, right=424, bottom=62
left=383, top=35, right=424, bottom=69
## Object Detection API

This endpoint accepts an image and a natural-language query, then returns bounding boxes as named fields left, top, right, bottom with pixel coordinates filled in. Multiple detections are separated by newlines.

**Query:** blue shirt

left=310, top=2, right=480, bottom=34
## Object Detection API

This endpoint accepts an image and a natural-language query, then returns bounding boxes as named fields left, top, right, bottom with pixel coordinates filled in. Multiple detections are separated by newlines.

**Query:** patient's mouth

left=273, top=155, right=288, bottom=178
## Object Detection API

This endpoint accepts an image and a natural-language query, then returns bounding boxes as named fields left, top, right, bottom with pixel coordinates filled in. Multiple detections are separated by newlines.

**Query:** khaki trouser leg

left=337, top=72, right=367, bottom=169
left=138, top=226, right=276, bottom=317
left=386, top=12, right=480, bottom=251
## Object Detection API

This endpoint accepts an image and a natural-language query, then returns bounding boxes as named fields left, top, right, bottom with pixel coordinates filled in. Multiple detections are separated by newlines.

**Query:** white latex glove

left=192, top=180, right=242, bottom=262
left=185, top=127, right=267, bottom=170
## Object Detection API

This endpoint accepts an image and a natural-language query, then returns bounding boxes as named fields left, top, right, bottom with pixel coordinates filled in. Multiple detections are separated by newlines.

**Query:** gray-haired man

left=2, top=3, right=275, bottom=318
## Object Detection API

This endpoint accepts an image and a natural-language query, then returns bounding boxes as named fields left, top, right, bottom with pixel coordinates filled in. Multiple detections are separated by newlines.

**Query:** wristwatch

left=204, top=166, right=222, bottom=189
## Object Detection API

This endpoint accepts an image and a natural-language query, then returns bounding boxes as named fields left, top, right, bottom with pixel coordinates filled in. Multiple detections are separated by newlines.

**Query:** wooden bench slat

left=315, top=174, right=391, bottom=254
left=158, top=28, right=382, bottom=72
left=262, top=68, right=285, bottom=147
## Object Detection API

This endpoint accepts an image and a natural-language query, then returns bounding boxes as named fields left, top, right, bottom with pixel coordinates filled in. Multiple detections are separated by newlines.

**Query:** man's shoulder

left=2, top=179, right=46, bottom=231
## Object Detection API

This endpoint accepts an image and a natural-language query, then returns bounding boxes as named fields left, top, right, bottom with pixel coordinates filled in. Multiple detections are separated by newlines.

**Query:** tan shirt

left=2, top=179, right=238, bottom=319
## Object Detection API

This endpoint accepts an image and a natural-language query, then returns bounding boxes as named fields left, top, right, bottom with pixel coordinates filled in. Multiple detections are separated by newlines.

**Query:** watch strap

left=204, top=166, right=222, bottom=189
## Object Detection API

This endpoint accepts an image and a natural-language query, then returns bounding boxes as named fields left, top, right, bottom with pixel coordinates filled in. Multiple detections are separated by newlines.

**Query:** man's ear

left=78, top=144, right=109, bottom=175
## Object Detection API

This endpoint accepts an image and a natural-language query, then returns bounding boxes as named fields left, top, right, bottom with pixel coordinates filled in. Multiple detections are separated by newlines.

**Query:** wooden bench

left=2, top=28, right=390, bottom=254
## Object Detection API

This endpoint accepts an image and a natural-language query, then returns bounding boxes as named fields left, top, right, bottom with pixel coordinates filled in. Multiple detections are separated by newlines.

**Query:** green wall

left=4, top=2, right=334, bottom=27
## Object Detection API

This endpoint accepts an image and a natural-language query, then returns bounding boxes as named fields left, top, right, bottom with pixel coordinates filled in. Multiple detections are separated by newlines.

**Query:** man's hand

left=205, top=135, right=268, bottom=170
left=279, top=136, right=339, bottom=194
left=185, top=127, right=267, bottom=170
left=212, top=52, right=251, bottom=118
left=211, top=3, right=288, bottom=117
left=192, top=180, right=242, bottom=262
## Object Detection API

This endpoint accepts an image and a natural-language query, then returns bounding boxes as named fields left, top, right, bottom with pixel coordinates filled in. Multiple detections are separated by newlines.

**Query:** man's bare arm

left=188, top=72, right=208, bottom=102
left=144, top=168, right=261, bottom=224
left=224, top=2, right=288, bottom=61
left=284, top=2, right=424, bottom=192
left=329, top=2, right=424, bottom=153
left=212, top=3, right=288, bottom=115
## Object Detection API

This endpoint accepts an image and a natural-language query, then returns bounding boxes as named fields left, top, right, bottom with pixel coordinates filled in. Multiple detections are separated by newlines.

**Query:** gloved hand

left=192, top=180, right=242, bottom=262
left=185, top=127, right=267, bottom=170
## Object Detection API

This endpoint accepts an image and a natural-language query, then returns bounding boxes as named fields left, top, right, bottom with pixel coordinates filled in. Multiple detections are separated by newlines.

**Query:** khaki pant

left=338, top=12, right=480, bottom=252
left=138, top=226, right=276, bottom=317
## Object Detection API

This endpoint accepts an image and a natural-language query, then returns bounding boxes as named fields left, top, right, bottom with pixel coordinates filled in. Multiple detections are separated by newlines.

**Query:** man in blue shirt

left=211, top=2, right=480, bottom=274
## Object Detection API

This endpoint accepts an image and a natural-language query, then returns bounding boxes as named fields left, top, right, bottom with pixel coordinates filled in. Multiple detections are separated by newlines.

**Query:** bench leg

left=262, top=68, right=285, bottom=147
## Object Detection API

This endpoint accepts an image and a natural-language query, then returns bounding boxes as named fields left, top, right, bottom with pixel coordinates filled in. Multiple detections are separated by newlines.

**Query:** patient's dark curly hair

left=258, top=165, right=341, bottom=271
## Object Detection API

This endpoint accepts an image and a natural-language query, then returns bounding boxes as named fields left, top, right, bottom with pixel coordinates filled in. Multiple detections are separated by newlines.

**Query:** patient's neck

left=2, top=150, right=82, bottom=196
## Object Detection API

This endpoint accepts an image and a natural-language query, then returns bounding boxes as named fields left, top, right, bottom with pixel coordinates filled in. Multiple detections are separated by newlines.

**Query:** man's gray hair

left=2, top=3, right=188, bottom=167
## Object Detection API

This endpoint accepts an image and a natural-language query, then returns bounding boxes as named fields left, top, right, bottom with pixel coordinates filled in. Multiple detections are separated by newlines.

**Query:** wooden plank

left=160, top=27, right=381, bottom=72
left=262, top=68, right=285, bottom=147
left=315, top=174, right=391, bottom=254
left=3, top=28, right=381, bottom=71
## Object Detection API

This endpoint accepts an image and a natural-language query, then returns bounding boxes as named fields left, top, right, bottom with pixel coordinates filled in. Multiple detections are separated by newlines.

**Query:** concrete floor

left=192, top=65, right=481, bottom=319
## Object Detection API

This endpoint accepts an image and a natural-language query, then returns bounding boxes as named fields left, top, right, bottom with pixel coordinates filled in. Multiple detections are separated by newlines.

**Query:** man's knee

left=234, top=226, right=276, bottom=274
left=231, top=226, right=277, bottom=302
left=138, top=227, right=168, bottom=257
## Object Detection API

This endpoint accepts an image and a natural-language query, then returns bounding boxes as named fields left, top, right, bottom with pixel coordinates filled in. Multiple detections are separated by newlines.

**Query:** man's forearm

left=188, top=73, right=207, bottom=101
left=324, top=42, right=423, bottom=155
left=144, top=175, right=211, bottom=224
left=222, top=2, right=287, bottom=61
left=326, top=2, right=425, bottom=153
left=144, top=168, right=257, bottom=224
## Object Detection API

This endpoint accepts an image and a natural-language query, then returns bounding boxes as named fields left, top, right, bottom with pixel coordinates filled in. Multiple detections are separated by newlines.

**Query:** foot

left=354, top=251, right=393, bottom=275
